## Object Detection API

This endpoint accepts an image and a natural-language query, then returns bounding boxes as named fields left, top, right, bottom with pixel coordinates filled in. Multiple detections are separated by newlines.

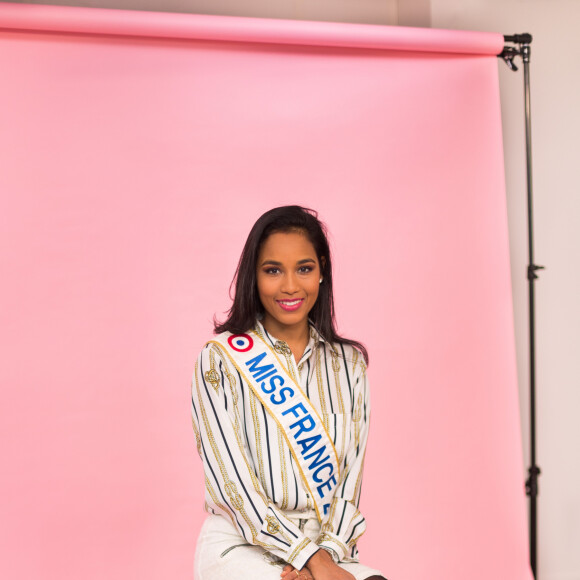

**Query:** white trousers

left=194, top=512, right=383, bottom=580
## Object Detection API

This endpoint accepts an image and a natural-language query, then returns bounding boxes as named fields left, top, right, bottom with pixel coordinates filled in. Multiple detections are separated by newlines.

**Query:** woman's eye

left=298, top=266, right=313, bottom=274
left=265, top=267, right=280, bottom=275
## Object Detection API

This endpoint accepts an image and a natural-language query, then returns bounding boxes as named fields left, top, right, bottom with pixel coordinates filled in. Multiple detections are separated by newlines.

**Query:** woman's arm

left=191, top=343, right=320, bottom=570
left=278, top=353, right=370, bottom=580
left=315, top=352, right=371, bottom=561
left=281, top=548, right=356, bottom=580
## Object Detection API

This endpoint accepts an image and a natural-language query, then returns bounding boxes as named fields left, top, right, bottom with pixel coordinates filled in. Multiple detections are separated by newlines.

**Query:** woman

left=191, top=206, right=386, bottom=580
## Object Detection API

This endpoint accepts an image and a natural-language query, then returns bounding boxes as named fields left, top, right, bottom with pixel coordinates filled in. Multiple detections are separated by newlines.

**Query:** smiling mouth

left=277, top=298, right=304, bottom=311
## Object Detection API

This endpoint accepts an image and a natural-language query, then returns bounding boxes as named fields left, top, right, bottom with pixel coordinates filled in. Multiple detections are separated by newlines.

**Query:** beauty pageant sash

left=210, top=330, right=340, bottom=521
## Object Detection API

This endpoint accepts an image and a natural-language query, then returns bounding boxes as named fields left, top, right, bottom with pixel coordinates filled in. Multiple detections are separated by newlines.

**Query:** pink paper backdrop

left=0, top=5, right=530, bottom=580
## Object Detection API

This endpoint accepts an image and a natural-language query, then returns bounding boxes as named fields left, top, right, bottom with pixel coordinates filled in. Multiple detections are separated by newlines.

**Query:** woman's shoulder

left=323, top=338, right=367, bottom=369
left=196, top=332, right=229, bottom=360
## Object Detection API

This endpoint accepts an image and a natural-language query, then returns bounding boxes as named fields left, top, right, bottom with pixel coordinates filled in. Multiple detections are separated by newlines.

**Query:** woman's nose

left=281, top=272, right=299, bottom=294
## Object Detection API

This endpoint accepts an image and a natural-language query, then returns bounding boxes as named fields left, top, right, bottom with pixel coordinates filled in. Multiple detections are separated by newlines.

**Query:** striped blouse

left=190, top=320, right=371, bottom=570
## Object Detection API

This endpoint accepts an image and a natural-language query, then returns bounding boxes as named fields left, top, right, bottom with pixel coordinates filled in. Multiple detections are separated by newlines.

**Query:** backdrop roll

left=0, top=4, right=531, bottom=580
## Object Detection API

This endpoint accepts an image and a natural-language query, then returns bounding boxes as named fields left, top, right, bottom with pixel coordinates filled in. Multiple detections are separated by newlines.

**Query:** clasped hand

left=280, top=549, right=356, bottom=580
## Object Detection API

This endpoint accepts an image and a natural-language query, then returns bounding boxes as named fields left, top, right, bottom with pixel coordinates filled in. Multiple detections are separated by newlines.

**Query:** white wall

left=0, top=0, right=430, bottom=26
left=430, top=2, right=580, bottom=580
left=1, top=0, right=400, bottom=24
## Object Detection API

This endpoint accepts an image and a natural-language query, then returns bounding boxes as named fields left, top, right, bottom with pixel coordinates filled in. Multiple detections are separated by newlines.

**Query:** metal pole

left=500, top=34, right=542, bottom=579
left=522, top=42, right=542, bottom=579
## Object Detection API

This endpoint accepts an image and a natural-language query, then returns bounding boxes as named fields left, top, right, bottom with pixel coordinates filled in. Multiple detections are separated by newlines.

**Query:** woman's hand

left=281, top=549, right=355, bottom=580
left=304, top=549, right=356, bottom=580
left=281, top=563, right=313, bottom=580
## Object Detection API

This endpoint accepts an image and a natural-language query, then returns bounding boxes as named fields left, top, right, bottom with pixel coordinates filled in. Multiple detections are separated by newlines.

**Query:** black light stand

left=499, top=33, right=543, bottom=579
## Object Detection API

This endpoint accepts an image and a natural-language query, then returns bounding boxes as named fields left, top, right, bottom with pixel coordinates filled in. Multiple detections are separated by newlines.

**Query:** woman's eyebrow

left=260, top=258, right=316, bottom=266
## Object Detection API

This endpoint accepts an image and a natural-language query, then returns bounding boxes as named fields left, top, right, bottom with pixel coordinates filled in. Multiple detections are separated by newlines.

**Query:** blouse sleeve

left=191, top=343, right=320, bottom=569
left=316, top=353, right=370, bottom=562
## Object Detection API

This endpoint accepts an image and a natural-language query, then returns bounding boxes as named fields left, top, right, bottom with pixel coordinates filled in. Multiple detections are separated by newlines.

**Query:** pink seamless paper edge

left=0, top=2, right=504, bottom=54
left=0, top=6, right=531, bottom=580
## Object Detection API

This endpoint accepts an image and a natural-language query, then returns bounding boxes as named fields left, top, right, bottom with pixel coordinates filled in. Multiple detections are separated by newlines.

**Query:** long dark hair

left=214, top=205, right=368, bottom=364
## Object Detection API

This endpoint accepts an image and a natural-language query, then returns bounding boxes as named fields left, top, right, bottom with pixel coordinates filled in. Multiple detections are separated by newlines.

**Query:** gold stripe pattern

left=278, top=426, right=289, bottom=510
left=315, top=352, right=329, bottom=431
left=330, top=350, right=347, bottom=465
left=287, top=538, right=311, bottom=565
left=317, top=532, right=346, bottom=555
left=249, top=389, right=268, bottom=492
left=353, top=393, right=363, bottom=450
left=205, top=349, right=221, bottom=391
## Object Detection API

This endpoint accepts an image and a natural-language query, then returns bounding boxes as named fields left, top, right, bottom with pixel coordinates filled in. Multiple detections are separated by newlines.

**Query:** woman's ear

left=319, top=256, right=326, bottom=284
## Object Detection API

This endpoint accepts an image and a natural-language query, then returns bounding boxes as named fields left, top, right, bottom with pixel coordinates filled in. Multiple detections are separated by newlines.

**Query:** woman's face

left=256, top=230, right=322, bottom=337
